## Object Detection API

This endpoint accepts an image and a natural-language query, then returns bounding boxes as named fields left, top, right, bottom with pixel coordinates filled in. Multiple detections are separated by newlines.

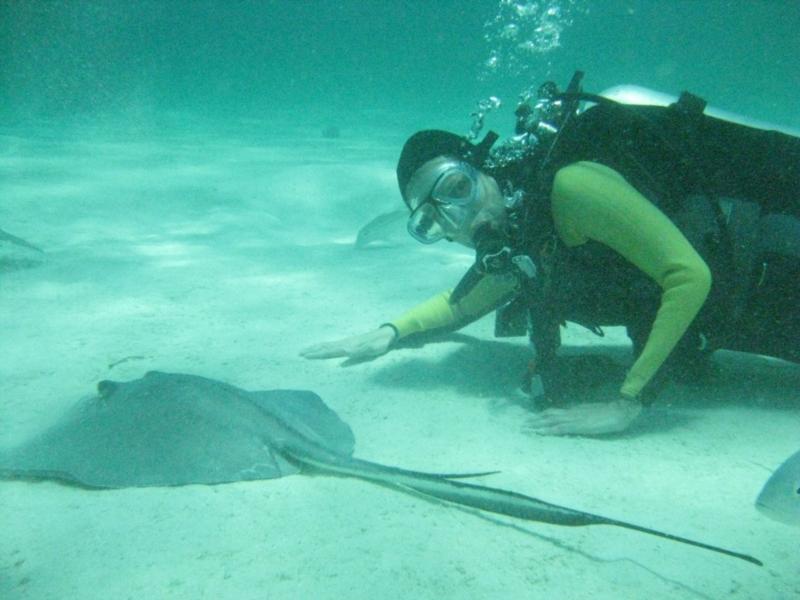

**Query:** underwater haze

left=3, top=1, right=800, bottom=129
left=1, top=1, right=799, bottom=599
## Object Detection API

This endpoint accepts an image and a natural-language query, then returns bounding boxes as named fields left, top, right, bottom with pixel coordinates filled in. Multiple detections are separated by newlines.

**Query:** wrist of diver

left=379, top=323, right=400, bottom=345
left=615, top=393, right=644, bottom=419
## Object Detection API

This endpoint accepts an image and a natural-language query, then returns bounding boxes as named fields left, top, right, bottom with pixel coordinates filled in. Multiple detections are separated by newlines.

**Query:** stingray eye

left=97, top=380, right=119, bottom=398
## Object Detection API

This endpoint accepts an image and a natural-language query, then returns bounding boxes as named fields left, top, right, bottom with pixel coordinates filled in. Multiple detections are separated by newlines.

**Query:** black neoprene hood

left=396, top=130, right=469, bottom=204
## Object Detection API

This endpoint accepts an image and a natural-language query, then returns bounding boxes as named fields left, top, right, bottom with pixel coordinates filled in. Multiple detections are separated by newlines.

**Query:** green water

left=2, top=1, right=798, bottom=130
left=1, top=3, right=798, bottom=599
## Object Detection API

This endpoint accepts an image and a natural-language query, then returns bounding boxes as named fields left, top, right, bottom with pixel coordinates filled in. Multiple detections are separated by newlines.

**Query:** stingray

left=0, top=371, right=761, bottom=566
left=354, top=209, right=407, bottom=248
left=756, top=449, right=800, bottom=526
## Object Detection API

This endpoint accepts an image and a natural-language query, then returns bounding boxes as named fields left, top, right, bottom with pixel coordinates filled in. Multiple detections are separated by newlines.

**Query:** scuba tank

left=599, top=85, right=800, bottom=137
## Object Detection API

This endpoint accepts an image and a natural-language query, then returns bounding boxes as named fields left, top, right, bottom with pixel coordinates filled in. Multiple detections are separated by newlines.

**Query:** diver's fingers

left=350, top=341, right=390, bottom=359
left=299, top=343, right=349, bottom=359
left=530, top=423, right=573, bottom=436
left=525, top=414, right=578, bottom=436
left=348, top=347, right=375, bottom=359
left=302, top=328, right=394, bottom=361
left=524, top=409, right=577, bottom=434
left=525, top=409, right=570, bottom=427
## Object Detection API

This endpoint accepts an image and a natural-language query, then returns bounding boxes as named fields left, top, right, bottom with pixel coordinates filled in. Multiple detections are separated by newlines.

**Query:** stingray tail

left=289, top=450, right=762, bottom=566
left=436, top=470, right=500, bottom=479
left=398, top=474, right=763, bottom=566
left=603, top=517, right=763, bottom=566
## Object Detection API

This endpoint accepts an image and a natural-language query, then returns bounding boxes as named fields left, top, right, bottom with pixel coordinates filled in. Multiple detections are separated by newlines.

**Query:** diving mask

left=405, top=159, right=481, bottom=244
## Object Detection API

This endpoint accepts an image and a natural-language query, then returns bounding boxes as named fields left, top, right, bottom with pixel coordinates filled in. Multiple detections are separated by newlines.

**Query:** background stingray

left=0, top=371, right=761, bottom=566
left=756, top=449, right=800, bottom=526
left=354, top=209, right=407, bottom=249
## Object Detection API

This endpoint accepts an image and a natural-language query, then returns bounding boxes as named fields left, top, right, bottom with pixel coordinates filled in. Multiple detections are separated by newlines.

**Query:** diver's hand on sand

left=525, top=397, right=642, bottom=436
left=300, top=326, right=397, bottom=360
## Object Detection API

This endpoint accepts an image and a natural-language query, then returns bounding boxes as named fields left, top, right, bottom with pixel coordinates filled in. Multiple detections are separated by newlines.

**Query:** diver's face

left=404, top=156, right=506, bottom=247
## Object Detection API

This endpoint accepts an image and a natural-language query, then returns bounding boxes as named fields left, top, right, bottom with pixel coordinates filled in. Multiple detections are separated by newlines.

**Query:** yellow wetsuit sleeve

left=389, top=273, right=518, bottom=339
left=551, top=161, right=712, bottom=397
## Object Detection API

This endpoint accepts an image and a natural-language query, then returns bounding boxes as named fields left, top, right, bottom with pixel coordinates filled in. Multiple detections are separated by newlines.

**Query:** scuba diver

left=302, top=71, right=800, bottom=436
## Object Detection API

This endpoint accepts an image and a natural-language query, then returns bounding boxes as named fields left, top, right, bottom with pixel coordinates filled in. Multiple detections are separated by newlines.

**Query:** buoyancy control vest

left=503, top=93, right=800, bottom=398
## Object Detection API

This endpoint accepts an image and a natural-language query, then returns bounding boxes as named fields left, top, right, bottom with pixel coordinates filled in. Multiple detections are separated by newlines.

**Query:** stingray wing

left=0, top=372, right=312, bottom=488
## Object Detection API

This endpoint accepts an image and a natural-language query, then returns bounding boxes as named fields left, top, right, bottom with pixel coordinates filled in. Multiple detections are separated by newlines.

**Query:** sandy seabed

left=1, top=121, right=798, bottom=600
